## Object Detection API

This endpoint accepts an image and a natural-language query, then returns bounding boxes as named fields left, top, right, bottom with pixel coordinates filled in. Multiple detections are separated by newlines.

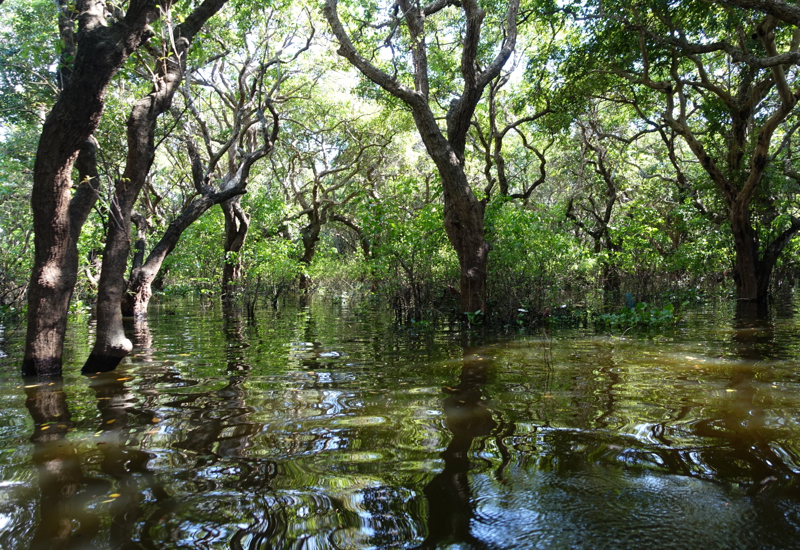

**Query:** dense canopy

left=1, top=0, right=799, bottom=374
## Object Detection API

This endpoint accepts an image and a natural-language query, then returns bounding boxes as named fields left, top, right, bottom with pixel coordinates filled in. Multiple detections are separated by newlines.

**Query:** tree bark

left=438, top=162, right=488, bottom=313
left=23, top=0, right=165, bottom=376
left=730, top=198, right=800, bottom=301
left=323, top=0, right=519, bottom=314
left=221, top=196, right=250, bottom=300
left=84, top=0, right=230, bottom=373
left=121, top=187, right=246, bottom=317
left=298, top=217, right=322, bottom=292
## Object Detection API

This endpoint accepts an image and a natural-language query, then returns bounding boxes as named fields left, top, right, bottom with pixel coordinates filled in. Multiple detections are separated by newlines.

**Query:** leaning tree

left=22, top=0, right=229, bottom=377
left=107, top=7, right=312, bottom=336
left=83, top=0, right=230, bottom=372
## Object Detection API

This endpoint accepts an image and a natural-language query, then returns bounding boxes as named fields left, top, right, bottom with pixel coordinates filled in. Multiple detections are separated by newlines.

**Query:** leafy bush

left=595, top=301, right=678, bottom=329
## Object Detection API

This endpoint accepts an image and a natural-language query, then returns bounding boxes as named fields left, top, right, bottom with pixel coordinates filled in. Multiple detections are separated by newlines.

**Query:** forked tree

left=324, top=0, right=521, bottom=313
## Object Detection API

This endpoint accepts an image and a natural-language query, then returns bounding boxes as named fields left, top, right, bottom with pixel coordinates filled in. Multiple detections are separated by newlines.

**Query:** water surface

left=1, top=300, right=799, bottom=549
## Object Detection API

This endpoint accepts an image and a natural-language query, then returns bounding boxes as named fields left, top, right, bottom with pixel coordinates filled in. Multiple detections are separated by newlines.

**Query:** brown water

left=0, top=299, right=799, bottom=549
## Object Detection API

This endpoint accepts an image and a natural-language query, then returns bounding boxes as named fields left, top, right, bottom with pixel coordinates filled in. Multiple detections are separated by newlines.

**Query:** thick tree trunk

left=22, top=1, right=162, bottom=376
left=221, top=196, right=250, bottom=301
left=87, top=188, right=139, bottom=371
left=85, top=0, right=229, bottom=373
left=444, top=198, right=488, bottom=314
left=728, top=199, right=800, bottom=303
left=730, top=200, right=761, bottom=302
left=426, top=138, right=488, bottom=314
left=24, top=138, right=101, bottom=376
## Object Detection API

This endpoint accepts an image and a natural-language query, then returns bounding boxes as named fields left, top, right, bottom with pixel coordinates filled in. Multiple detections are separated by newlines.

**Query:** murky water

left=1, top=299, right=799, bottom=549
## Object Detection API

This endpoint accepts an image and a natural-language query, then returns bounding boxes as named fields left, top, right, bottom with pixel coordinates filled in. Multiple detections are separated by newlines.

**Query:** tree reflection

left=132, top=316, right=153, bottom=355
left=700, top=307, right=800, bottom=493
left=172, top=308, right=262, bottom=460
left=24, top=376, right=98, bottom=549
left=87, top=371, right=172, bottom=547
left=532, top=308, right=800, bottom=495
left=23, top=356, right=174, bottom=549
left=416, top=351, right=500, bottom=549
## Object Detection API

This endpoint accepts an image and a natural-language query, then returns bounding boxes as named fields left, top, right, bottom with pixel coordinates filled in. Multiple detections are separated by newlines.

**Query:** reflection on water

left=0, top=300, right=800, bottom=548
left=416, top=352, right=501, bottom=550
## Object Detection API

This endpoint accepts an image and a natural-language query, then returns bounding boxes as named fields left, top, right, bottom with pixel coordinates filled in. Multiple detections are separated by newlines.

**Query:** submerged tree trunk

left=84, top=0, right=230, bottom=374
left=437, top=161, right=488, bottom=313
left=24, top=137, right=101, bottom=376
left=120, top=103, right=279, bottom=318
left=121, top=109, right=278, bottom=320
left=23, top=1, right=163, bottom=376
left=221, top=196, right=250, bottom=301
left=731, top=201, right=762, bottom=302
left=730, top=198, right=800, bottom=302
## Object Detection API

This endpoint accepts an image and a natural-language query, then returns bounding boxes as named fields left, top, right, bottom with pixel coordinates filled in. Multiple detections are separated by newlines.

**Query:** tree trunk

left=427, top=141, right=488, bottom=314
left=124, top=267, right=155, bottom=318
left=299, top=218, right=321, bottom=292
left=445, top=198, right=488, bottom=314
left=87, top=188, right=139, bottom=372
left=84, top=0, right=230, bottom=373
left=728, top=198, right=798, bottom=303
left=22, top=1, right=163, bottom=376
left=730, top=200, right=761, bottom=302
left=221, top=196, right=250, bottom=301
left=24, top=138, right=101, bottom=376
left=119, top=95, right=277, bottom=320
left=121, top=188, right=246, bottom=318
left=330, top=213, right=372, bottom=260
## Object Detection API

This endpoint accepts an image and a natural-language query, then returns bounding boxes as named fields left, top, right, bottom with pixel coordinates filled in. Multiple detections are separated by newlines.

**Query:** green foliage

left=161, top=209, right=226, bottom=297
left=2, top=0, right=799, bottom=330
left=596, top=301, right=678, bottom=329
left=486, top=198, right=592, bottom=322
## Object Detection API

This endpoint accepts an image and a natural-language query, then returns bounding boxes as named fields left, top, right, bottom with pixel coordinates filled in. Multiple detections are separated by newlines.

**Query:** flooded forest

left=1, top=0, right=800, bottom=548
